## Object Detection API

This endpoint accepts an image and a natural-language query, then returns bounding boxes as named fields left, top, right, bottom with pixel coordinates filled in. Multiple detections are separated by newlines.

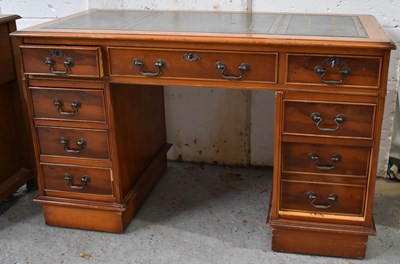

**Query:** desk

left=0, top=15, right=32, bottom=203
left=12, top=10, right=395, bottom=259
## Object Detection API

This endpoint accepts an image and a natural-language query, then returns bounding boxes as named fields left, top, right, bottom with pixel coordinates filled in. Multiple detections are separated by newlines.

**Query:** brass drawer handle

left=133, top=58, right=165, bottom=77
left=59, top=137, right=86, bottom=154
left=310, top=112, right=345, bottom=132
left=53, top=99, right=81, bottom=116
left=44, top=57, right=74, bottom=75
left=307, top=192, right=337, bottom=209
left=309, top=152, right=342, bottom=170
left=215, top=62, right=250, bottom=80
left=314, top=65, right=351, bottom=85
left=63, top=173, right=90, bottom=190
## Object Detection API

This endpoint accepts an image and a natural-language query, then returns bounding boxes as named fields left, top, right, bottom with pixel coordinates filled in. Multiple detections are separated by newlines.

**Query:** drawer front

left=21, top=45, right=103, bottom=77
left=31, top=87, right=106, bottom=122
left=282, top=142, right=370, bottom=177
left=37, top=127, right=109, bottom=160
left=109, top=47, right=277, bottom=83
left=286, top=54, right=381, bottom=88
left=281, top=180, right=365, bottom=216
left=283, top=100, right=375, bottom=139
left=42, top=164, right=113, bottom=197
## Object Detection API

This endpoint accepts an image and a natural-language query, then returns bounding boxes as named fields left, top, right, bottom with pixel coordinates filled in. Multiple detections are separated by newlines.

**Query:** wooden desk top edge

left=11, top=9, right=396, bottom=50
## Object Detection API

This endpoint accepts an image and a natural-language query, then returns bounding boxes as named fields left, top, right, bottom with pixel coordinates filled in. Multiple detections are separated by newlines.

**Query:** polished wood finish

left=109, top=84, right=166, bottom=199
left=109, top=47, right=277, bottom=83
left=286, top=54, right=381, bottom=88
left=0, top=15, right=33, bottom=203
left=21, top=45, right=103, bottom=77
left=30, top=87, right=106, bottom=122
left=37, top=126, right=110, bottom=159
left=36, top=144, right=169, bottom=233
left=11, top=10, right=395, bottom=258
left=270, top=89, right=386, bottom=257
left=282, top=142, right=370, bottom=177
left=280, top=180, right=366, bottom=216
left=41, top=163, right=114, bottom=199
left=283, top=100, right=376, bottom=139
left=271, top=227, right=369, bottom=259
left=29, top=80, right=167, bottom=233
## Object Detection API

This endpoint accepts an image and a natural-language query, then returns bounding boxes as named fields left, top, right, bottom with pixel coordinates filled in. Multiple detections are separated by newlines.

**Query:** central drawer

left=37, top=126, right=110, bottom=160
left=108, top=47, right=277, bottom=83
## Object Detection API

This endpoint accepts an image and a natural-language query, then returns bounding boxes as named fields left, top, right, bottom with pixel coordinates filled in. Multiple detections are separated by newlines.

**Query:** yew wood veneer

left=11, top=10, right=396, bottom=259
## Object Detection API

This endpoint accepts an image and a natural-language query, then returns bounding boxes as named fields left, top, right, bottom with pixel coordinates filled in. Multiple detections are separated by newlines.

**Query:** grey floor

left=0, top=161, right=399, bottom=264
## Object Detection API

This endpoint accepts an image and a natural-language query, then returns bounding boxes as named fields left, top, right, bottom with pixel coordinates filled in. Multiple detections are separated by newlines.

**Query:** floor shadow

left=0, top=185, right=28, bottom=215
left=125, top=161, right=273, bottom=251
left=0, top=188, right=42, bottom=231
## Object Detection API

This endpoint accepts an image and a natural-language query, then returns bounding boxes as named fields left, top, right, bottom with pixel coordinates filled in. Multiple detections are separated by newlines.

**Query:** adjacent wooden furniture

left=11, top=10, right=395, bottom=258
left=0, top=15, right=32, bottom=203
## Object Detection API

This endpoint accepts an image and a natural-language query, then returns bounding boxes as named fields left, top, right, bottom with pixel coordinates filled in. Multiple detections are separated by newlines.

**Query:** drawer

left=283, top=100, right=375, bottom=139
left=109, top=47, right=277, bottom=83
left=280, top=180, right=365, bottom=216
left=30, top=87, right=106, bottom=122
left=37, top=126, right=109, bottom=160
left=21, top=45, right=103, bottom=77
left=282, top=142, right=370, bottom=177
left=42, top=164, right=113, bottom=199
left=286, top=54, right=381, bottom=88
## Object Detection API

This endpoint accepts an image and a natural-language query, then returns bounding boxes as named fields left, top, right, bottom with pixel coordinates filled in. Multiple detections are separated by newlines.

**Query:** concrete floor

left=0, top=161, right=399, bottom=264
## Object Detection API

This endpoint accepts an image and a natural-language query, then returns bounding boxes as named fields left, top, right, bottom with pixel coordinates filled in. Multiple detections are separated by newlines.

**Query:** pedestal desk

left=11, top=10, right=395, bottom=259
left=0, top=15, right=32, bottom=203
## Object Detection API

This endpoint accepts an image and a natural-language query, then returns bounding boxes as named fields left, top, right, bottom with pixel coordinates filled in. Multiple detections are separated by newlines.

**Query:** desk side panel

left=108, top=83, right=167, bottom=200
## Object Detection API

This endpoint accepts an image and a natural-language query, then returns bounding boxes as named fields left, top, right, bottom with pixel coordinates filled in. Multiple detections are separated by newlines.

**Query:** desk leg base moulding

left=270, top=226, right=371, bottom=259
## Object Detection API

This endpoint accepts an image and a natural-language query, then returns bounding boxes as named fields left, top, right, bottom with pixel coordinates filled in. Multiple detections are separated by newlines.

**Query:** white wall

left=1, top=0, right=399, bottom=175
left=89, top=0, right=251, bottom=11
left=0, top=0, right=88, bottom=28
